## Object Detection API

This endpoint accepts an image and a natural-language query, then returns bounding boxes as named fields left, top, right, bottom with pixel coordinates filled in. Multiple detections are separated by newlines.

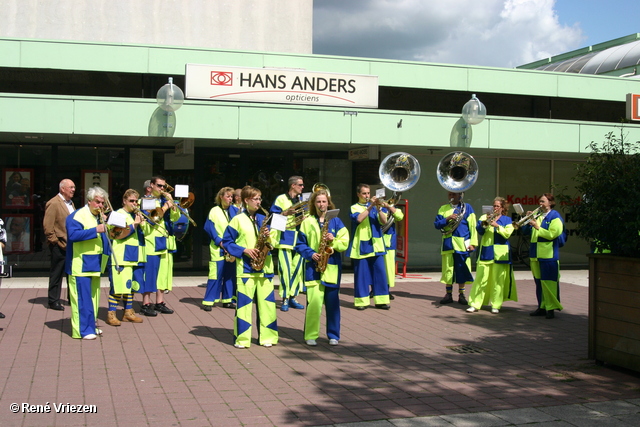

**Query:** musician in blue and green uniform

left=222, top=186, right=278, bottom=349
left=202, top=186, right=239, bottom=311
left=434, top=191, right=477, bottom=305
left=270, top=176, right=305, bottom=312
left=381, top=202, right=404, bottom=298
left=139, top=177, right=181, bottom=316
left=105, top=189, right=145, bottom=326
left=295, top=190, right=349, bottom=346
left=466, top=197, right=518, bottom=314
left=522, top=193, right=564, bottom=319
left=347, top=184, right=390, bottom=310
left=65, top=186, right=110, bottom=340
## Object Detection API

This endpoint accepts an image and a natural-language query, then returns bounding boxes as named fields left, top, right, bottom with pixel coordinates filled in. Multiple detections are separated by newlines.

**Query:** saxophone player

left=434, top=191, right=477, bottom=305
left=222, top=186, right=278, bottom=349
left=295, top=190, right=349, bottom=346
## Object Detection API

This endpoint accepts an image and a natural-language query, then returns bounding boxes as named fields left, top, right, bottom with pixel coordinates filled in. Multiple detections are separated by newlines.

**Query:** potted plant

left=563, top=127, right=640, bottom=372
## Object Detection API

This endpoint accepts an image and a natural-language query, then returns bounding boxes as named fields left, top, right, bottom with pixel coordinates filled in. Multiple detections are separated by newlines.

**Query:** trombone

left=134, top=207, right=169, bottom=237
left=163, top=184, right=198, bottom=227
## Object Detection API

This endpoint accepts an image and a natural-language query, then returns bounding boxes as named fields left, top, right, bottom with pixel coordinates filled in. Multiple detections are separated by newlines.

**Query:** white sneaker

left=83, top=334, right=97, bottom=340
left=95, top=328, right=103, bottom=335
left=491, top=308, right=499, bottom=314
left=466, top=307, right=477, bottom=313
left=306, top=339, right=317, bottom=346
left=329, top=339, right=339, bottom=346
left=262, top=343, right=272, bottom=348
left=234, top=343, right=245, bottom=349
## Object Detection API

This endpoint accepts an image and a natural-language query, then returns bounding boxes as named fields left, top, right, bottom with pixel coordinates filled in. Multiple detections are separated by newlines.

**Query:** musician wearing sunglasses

left=270, top=176, right=306, bottom=312
left=347, top=183, right=390, bottom=311
left=222, top=186, right=279, bottom=349
left=295, top=190, right=349, bottom=346
left=521, top=193, right=565, bottom=319
left=65, top=186, right=110, bottom=340
left=434, top=191, right=477, bottom=305
left=202, top=186, right=240, bottom=311
left=138, top=176, right=180, bottom=316
left=466, top=197, right=518, bottom=314
left=105, top=189, right=145, bottom=326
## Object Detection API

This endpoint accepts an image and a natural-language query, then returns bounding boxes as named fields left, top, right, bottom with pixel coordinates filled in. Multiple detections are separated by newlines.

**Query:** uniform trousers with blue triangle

left=235, top=276, right=278, bottom=347
left=277, top=249, right=304, bottom=299
left=203, top=259, right=236, bottom=305
left=68, top=275, right=100, bottom=339
left=304, top=284, right=340, bottom=341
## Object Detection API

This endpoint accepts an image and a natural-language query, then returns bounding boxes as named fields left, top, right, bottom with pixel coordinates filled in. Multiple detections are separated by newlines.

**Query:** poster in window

left=81, top=170, right=111, bottom=206
left=4, top=214, right=33, bottom=254
left=3, top=168, right=35, bottom=209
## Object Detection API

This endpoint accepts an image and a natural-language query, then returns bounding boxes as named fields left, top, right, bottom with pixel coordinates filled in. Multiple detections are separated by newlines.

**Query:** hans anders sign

left=185, top=64, right=378, bottom=108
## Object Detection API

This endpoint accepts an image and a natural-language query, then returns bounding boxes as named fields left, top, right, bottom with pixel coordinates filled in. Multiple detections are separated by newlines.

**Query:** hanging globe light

left=156, top=77, right=184, bottom=112
left=461, top=94, right=486, bottom=125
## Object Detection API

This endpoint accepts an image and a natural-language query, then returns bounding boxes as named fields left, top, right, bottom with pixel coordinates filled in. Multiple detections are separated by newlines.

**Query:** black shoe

left=530, top=308, right=546, bottom=317
left=140, top=304, right=158, bottom=317
left=0, top=312, right=5, bottom=319
left=356, top=306, right=367, bottom=311
left=154, top=302, right=174, bottom=314
left=201, top=305, right=212, bottom=312
left=222, top=302, right=236, bottom=309
left=375, top=304, right=391, bottom=310
left=545, top=310, right=555, bottom=319
left=48, top=302, right=65, bottom=311
left=440, top=293, right=454, bottom=304
left=458, top=294, right=468, bottom=305
left=389, top=292, right=395, bottom=300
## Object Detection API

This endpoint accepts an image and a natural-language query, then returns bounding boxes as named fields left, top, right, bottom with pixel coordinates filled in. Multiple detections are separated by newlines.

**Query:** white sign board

left=185, top=64, right=379, bottom=108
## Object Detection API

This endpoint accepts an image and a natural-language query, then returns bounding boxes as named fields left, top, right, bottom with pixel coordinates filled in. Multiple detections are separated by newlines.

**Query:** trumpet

left=481, top=209, right=502, bottom=228
left=514, top=207, right=543, bottom=229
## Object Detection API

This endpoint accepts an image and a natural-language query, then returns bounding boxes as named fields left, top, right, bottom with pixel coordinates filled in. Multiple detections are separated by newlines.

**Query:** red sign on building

left=627, top=93, right=640, bottom=121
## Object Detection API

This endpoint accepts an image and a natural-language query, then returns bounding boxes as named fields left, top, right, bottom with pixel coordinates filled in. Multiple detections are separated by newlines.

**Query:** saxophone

left=250, top=207, right=273, bottom=271
left=315, top=216, right=334, bottom=273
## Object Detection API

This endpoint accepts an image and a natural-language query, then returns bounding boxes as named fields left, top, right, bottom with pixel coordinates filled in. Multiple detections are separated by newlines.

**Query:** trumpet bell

left=437, top=151, right=478, bottom=192
left=180, top=192, right=195, bottom=209
left=312, top=183, right=330, bottom=197
left=379, top=152, right=421, bottom=194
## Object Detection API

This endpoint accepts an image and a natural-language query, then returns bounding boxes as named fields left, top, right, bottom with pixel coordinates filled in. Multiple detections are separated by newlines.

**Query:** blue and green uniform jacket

left=295, top=215, right=350, bottom=288
left=204, top=204, right=239, bottom=261
left=382, top=207, right=404, bottom=250
left=222, top=211, right=277, bottom=278
left=112, top=208, right=146, bottom=266
left=476, top=214, right=513, bottom=264
left=65, top=205, right=109, bottom=276
left=434, top=202, right=478, bottom=254
left=270, top=193, right=301, bottom=249
left=140, top=197, right=181, bottom=255
left=523, top=209, right=564, bottom=261
left=346, top=202, right=386, bottom=259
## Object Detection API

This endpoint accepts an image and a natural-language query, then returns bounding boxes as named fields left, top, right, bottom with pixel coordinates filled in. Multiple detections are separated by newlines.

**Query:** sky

left=313, top=0, right=640, bottom=68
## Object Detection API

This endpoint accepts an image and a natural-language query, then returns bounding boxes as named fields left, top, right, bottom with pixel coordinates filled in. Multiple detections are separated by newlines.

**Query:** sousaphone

left=378, top=152, right=421, bottom=232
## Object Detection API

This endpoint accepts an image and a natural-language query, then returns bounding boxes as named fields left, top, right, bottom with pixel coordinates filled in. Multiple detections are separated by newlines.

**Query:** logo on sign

left=211, top=72, right=233, bottom=86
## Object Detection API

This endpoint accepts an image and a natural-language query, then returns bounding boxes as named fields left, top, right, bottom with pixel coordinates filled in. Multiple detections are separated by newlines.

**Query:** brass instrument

left=134, top=207, right=169, bottom=237
left=250, top=206, right=273, bottom=271
left=514, top=207, right=543, bottom=229
left=315, top=215, right=334, bottom=273
left=224, top=250, right=235, bottom=263
left=378, top=152, right=421, bottom=233
left=481, top=209, right=502, bottom=228
left=286, top=183, right=329, bottom=229
left=103, top=197, right=129, bottom=240
left=177, top=191, right=197, bottom=227
left=437, top=151, right=478, bottom=235
left=98, top=207, right=121, bottom=273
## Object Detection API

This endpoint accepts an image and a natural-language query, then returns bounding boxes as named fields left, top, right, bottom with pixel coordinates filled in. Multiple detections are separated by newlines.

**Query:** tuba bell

left=436, top=151, right=478, bottom=192
left=378, top=152, right=421, bottom=232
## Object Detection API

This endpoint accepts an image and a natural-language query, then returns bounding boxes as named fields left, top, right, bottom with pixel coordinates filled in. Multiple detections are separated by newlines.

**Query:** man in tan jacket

left=43, top=179, right=76, bottom=310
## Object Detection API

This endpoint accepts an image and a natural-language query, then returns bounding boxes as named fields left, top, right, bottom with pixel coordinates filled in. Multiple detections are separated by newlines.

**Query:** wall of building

left=0, top=0, right=313, bottom=54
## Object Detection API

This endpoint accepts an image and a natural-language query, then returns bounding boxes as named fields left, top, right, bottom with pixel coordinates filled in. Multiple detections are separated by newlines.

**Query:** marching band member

left=466, top=197, right=518, bottom=314
left=434, top=191, right=477, bottom=305
left=105, top=189, right=145, bottom=326
left=347, top=184, right=390, bottom=310
left=295, top=190, right=349, bottom=346
left=523, top=193, right=564, bottom=319
left=222, top=186, right=278, bottom=349
left=233, top=188, right=244, bottom=212
left=139, top=176, right=180, bottom=316
left=202, top=186, right=239, bottom=311
left=65, top=186, right=110, bottom=340
left=270, top=176, right=305, bottom=312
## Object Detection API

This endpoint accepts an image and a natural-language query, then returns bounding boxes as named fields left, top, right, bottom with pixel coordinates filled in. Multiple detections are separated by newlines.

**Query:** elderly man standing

left=65, top=186, right=110, bottom=340
left=43, top=179, right=76, bottom=311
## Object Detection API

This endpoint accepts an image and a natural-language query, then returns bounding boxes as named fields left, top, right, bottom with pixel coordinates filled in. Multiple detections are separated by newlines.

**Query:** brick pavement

left=0, top=271, right=639, bottom=426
